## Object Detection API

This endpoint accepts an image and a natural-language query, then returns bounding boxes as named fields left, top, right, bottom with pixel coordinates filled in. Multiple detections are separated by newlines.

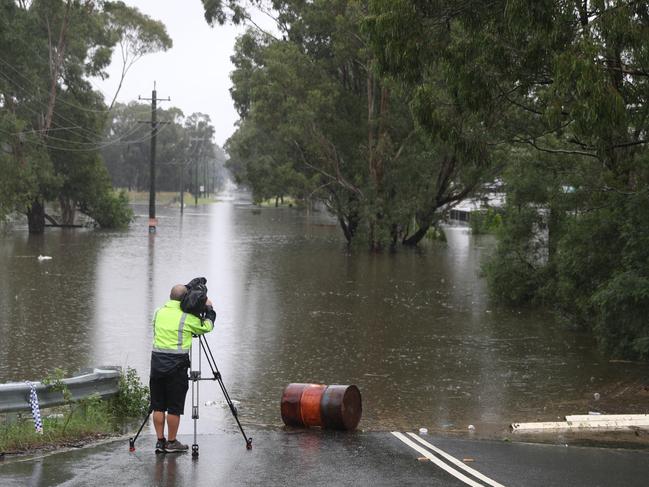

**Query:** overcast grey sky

left=93, top=0, right=269, bottom=147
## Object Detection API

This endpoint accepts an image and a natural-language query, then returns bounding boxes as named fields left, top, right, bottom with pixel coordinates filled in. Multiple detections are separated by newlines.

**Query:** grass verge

left=0, top=367, right=149, bottom=455
left=124, top=190, right=215, bottom=206
left=0, top=401, right=115, bottom=454
left=256, top=196, right=298, bottom=208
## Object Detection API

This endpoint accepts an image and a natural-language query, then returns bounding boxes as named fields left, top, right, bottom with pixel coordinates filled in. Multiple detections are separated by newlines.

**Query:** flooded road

left=1, top=193, right=648, bottom=437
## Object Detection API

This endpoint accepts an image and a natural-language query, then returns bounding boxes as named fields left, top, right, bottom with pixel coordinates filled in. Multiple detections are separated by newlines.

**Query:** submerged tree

left=366, top=0, right=649, bottom=358
left=0, top=0, right=171, bottom=232
left=214, top=1, right=494, bottom=249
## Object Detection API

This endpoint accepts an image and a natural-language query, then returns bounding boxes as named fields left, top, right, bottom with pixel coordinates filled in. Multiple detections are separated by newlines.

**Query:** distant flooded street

left=1, top=193, right=648, bottom=437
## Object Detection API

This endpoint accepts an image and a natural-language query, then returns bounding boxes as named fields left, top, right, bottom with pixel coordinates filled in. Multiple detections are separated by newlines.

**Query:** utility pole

left=189, top=136, right=206, bottom=207
left=139, top=82, right=170, bottom=233
left=179, top=161, right=185, bottom=215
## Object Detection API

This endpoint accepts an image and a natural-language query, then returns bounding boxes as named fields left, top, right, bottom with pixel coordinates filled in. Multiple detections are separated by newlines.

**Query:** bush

left=425, top=224, right=447, bottom=242
left=484, top=249, right=541, bottom=305
left=483, top=205, right=546, bottom=305
left=87, top=190, right=133, bottom=229
left=592, top=271, right=649, bottom=359
left=470, top=208, right=503, bottom=235
left=109, top=367, right=150, bottom=419
left=551, top=207, right=622, bottom=326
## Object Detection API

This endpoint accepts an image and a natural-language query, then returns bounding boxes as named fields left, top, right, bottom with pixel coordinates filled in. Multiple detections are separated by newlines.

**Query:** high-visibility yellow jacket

left=152, top=299, right=214, bottom=354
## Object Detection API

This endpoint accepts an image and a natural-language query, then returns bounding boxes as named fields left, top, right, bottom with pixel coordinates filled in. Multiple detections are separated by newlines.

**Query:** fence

left=0, top=367, right=121, bottom=414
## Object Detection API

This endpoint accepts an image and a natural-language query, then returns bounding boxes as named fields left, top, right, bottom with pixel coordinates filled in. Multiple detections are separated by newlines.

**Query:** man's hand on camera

left=204, top=303, right=216, bottom=323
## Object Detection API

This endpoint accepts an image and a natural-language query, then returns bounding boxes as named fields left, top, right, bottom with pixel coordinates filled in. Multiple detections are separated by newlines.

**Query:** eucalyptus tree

left=217, top=1, right=494, bottom=248
left=102, top=105, right=222, bottom=198
left=101, top=101, right=151, bottom=190
left=0, top=0, right=171, bottom=231
left=366, top=0, right=649, bottom=358
left=103, top=0, right=172, bottom=110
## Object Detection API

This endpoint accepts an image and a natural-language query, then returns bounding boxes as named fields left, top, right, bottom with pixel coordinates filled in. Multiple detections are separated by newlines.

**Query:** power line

left=0, top=52, right=111, bottom=116
left=0, top=68, right=104, bottom=142
left=0, top=70, right=174, bottom=151
left=0, top=122, right=171, bottom=154
left=4, top=26, right=120, bottom=114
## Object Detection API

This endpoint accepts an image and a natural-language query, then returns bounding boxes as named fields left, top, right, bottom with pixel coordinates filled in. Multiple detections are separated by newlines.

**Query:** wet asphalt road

left=2, top=430, right=649, bottom=486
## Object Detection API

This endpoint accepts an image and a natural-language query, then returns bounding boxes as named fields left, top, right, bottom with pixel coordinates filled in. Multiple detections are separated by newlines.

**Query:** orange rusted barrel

left=280, top=383, right=362, bottom=431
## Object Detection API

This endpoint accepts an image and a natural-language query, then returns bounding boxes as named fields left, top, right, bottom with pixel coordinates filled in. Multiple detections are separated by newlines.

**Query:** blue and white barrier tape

left=25, top=381, right=43, bottom=434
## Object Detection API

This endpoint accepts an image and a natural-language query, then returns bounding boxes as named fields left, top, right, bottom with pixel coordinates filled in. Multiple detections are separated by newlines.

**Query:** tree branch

left=513, top=136, right=600, bottom=159
left=293, top=139, right=363, bottom=197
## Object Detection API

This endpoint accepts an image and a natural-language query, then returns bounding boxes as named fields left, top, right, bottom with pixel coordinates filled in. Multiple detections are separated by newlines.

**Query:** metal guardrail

left=0, top=367, right=121, bottom=414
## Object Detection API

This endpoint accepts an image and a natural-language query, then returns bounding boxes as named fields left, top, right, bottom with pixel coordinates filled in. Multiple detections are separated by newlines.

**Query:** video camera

left=181, top=277, right=210, bottom=319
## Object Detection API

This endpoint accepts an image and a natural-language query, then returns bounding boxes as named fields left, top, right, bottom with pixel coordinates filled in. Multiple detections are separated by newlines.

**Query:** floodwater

left=1, top=192, right=648, bottom=438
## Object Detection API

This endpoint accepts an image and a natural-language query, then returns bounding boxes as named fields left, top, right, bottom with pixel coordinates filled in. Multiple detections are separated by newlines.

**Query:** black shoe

left=164, top=439, right=189, bottom=453
left=155, top=437, right=167, bottom=454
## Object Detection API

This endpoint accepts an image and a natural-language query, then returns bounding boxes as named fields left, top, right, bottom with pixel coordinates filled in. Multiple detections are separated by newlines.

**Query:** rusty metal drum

left=280, top=383, right=362, bottom=431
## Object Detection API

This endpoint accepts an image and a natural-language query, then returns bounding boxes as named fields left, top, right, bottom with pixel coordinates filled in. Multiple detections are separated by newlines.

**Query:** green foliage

left=592, top=271, right=649, bottom=360
left=108, top=367, right=150, bottom=419
left=0, top=0, right=171, bottom=232
left=105, top=1, right=173, bottom=56
left=42, top=368, right=76, bottom=434
left=221, top=1, right=492, bottom=249
left=470, top=209, right=502, bottom=235
left=425, top=225, right=446, bottom=242
left=102, top=103, right=227, bottom=196
left=85, top=189, right=133, bottom=229
left=208, top=1, right=649, bottom=358
left=362, top=0, right=649, bottom=359
left=483, top=206, right=545, bottom=306
left=42, top=368, right=72, bottom=404
left=552, top=209, right=623, bottom=324
left=201, top=0, right=247, bottom=26
left=0, top=366, right=150, bottom=453
left=0, top=399, right=114, bottom=454
left=587, top=192, right=649, bottom=359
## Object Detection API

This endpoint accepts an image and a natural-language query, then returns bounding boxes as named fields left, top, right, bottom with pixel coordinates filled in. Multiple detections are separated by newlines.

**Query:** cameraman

left=149, top=283, right=215, bottom=453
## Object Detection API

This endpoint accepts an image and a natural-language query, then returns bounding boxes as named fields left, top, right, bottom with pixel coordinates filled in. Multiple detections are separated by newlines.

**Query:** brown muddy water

left=1, top=192, right=648, bottom=441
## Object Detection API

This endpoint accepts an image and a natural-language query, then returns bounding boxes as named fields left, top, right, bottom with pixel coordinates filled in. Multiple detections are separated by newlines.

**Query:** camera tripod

left=128, top=335, right=252, bottom=455
left=189, top=334, right=252, bottom=455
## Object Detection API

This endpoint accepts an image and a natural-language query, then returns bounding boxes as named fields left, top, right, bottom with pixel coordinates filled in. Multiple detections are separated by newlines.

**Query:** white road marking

left=391, top=432, right=486, bottom=487
left=406, top=432, right=507, bottom=487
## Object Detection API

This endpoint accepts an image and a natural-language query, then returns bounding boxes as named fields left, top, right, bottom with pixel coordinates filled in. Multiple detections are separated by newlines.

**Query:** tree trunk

left=547, top=206, right=560, bottom=262
left=403, top=213, right=434, bottom=246
left=43, top=0, right=72, bottom=133
left=339, top=216, right=352, bottom=243
left=27, top=200, right=46, bottom=234
left=402, top=224, right=430, bottom=246
left=59, top=196, right=76, bottom=225
left=338, top=211, right=359, bottom=244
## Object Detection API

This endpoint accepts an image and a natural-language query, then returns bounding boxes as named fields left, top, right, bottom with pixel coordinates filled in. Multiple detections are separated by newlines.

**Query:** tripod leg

left=129, top=406, right=153, bottom=451
left=199, top=336, right=253, bottom=450
left=190, top=341, right=200, bottom=458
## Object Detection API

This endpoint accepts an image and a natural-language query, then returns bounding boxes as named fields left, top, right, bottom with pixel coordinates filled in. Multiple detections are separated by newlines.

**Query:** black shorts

left=149, top=366, right=189, bottom=416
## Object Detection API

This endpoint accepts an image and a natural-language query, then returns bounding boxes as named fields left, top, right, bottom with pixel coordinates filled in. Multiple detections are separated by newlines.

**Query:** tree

left=101, top=104, right=224, bottom=202
left=365, top=0, right=649, bottom=358
left=220, top=1, right=494, bottom=248
left=103, top=1, right=173, bottom=110
left=101, top=101, right=151, bottom=191
left=0, top=0, right=171, bottom=232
